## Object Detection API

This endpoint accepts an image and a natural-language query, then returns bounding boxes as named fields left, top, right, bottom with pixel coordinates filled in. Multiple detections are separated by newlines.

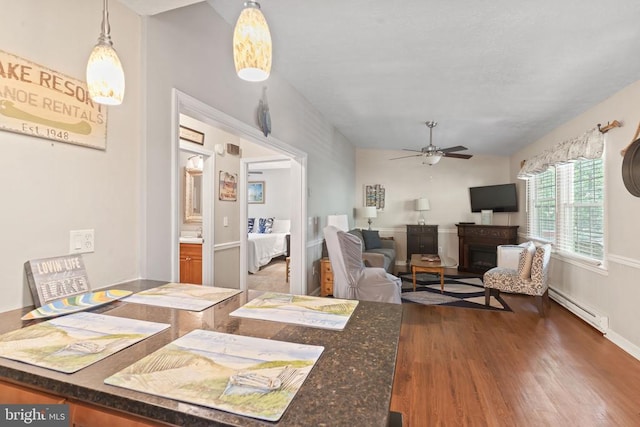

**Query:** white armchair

left=323, top=225, right=402, bottom=304
left=483, top=242, right=552, bottom=316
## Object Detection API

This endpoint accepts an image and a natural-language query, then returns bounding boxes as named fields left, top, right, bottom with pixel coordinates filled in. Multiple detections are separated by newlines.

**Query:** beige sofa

left=347, top=229, right=397, bottom=274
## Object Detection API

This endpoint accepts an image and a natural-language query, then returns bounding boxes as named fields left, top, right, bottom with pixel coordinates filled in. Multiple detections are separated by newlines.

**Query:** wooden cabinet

left=456, top=224, right=518, bottom=273
left=0, top=381, right=160, bottom=427
left=0, top=380, right=66, bottom=404
left=406, top=225, right=438, bottom=263
left=320, top=257, right=333, bottom=297
left=70, top=401, right=162, bottom=427
left=179, top=243, right=202, bottom=285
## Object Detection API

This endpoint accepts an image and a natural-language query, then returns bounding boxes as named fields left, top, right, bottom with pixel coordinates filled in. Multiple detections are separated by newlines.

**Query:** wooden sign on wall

left=0, top=49, right=107, bottom=150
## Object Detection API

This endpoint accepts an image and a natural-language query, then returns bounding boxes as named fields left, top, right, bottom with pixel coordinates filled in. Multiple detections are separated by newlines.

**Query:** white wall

left=0, top=1, right=142, bottom=311
left=509, top=79, right=640, bottom=357
left=248, top=168, right=292, bottom=220
left=142, top=3, right=355, bottom=292
left=356, top=149, right=511, bottom=262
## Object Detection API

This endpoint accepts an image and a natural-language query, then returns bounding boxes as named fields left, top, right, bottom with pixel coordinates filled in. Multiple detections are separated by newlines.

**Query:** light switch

left=223, top=216, right=228, bottom=227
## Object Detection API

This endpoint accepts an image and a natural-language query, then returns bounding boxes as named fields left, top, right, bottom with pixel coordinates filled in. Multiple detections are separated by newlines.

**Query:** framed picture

left=248, top=181, right=265, bottom=204
left=219, top=171, right=237, bottom=201
left=179, top=125, right=205, bottom=145
left=364, top=184, right=385, bottom=210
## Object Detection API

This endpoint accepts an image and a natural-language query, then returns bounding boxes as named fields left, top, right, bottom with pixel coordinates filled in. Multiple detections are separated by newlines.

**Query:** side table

left=320, top=257, right=333, bottom=296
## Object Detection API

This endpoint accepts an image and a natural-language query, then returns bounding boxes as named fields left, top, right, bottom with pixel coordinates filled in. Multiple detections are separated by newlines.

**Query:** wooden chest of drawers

left=320, top=257, right=333, bottom=297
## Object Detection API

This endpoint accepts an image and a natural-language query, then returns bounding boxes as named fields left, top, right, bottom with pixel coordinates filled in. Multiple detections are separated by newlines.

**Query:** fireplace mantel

left=456, top=224, right=519, bottom=273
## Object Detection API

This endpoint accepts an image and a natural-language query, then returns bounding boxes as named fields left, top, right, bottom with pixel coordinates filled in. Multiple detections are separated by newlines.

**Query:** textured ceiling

left=120, top=0, right=640, bottom=156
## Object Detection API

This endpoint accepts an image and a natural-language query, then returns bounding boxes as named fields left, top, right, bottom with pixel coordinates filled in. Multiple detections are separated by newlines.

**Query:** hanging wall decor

left=0, top=50, right=107, bottom=150
left=219, top=171, right=238, bottom=201
left=364, top=184, right=385, bottom=210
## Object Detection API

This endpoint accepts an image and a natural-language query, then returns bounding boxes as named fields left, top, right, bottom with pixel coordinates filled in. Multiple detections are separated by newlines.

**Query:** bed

left=247, top=219, right=290, bottom=274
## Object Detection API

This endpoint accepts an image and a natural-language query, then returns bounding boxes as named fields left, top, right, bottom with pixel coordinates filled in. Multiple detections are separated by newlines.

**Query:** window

left=526, top=158, right=604, bottom=262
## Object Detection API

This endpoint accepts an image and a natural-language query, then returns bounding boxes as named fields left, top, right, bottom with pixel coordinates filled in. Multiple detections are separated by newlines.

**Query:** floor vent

left=549, top=288, right=609, bottom=333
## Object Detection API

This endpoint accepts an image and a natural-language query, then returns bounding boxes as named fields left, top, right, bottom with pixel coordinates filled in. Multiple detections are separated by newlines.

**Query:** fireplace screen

left=469, top=245, right=497, bottom=271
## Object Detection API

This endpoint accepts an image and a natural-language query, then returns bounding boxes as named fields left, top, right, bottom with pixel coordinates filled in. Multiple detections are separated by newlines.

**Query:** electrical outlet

left=69, top=229, right=94, bottom=254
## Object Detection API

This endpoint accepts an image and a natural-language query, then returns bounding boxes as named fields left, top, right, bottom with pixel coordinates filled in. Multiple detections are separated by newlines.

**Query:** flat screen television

left=469, top=183, right=518, bottom=212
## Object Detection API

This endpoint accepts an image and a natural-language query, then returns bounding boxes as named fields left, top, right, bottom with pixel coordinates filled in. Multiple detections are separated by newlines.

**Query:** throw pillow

left=362, top=229, right=382, bottom=250
left=517, top=241, right=536, bottom=279
left=248, top=218, right=255, bottom=233
left=257, top=217, right=274, bottom=233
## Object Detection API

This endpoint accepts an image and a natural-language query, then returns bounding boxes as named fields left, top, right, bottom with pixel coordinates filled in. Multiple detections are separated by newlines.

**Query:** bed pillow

left=271, top=219, right=291, bottom=233
left=248, top=218, right=255, bottom=233
left=362, top=229, right=382, bottom=250
left=257, top=217, right=275, bottom=233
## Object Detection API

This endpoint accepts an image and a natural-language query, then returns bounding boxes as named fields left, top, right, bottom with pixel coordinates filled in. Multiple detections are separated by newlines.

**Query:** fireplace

left=469, top=245, right=497, bottom=271
left=456, top=224, right=519, bottom=273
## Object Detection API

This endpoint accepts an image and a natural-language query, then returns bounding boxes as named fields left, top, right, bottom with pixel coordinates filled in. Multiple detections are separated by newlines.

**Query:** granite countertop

left=0, top=280, right=403, bottom=426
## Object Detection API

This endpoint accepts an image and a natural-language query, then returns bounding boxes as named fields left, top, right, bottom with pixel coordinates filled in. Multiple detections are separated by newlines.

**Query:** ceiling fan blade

left=443, top=152, right=473, bottom=159
left=439, top=145, right=468, bottom=153
left=389, top=154, right=423, bottom=160
left=402, top=148, right=424, bottom=153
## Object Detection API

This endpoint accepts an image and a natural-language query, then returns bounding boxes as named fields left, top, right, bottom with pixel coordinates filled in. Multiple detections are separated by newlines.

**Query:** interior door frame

left=171, top=89, right=308, bottom=294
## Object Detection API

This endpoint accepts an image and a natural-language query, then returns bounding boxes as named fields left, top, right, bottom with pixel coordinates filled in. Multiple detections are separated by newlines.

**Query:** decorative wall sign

left=24, top=255, right=91, bottom=307
left=0, top=50, right=107, bottom=150
left=219, top=170, right=238, bottom=201
left=179, top=125, right=204, bottom=145
left=364, top=184, right=385, bottom=210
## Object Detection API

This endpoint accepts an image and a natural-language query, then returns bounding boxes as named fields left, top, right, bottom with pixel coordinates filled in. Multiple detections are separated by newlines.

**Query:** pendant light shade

left=233, top=1, right=272, bottom=82
left=86, top=0, right=125, bottom=105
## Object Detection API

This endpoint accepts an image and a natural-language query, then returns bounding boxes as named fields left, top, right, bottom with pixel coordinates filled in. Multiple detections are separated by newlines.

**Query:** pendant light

left=233, top=1, right=272, bottom=82
left=86, top=0, right=125, bottom=105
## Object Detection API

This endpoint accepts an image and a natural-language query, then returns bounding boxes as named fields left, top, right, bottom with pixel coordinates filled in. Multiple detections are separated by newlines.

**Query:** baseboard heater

left=549, top=287, right=609, bottom=333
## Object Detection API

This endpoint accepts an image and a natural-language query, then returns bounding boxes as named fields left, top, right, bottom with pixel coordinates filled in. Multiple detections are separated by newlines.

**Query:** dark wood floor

left=390, top=270, right=640, bottom=426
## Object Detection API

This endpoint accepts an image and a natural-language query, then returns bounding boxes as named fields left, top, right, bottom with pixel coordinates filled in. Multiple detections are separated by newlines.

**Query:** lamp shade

left=362, top=206, right=377, bottom=219
left=86, top=0, right=125, bottom=106
left=233, top=1, right=272, bottom=82
left=415, top=198, right=430, bottom=211
left=327, top=214, right=349, bottom=232
left=187, top=155, right=203, bottom=170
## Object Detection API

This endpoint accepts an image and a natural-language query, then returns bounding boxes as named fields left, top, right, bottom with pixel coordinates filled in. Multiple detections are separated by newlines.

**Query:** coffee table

left=410, top=254, right=457, bottom=292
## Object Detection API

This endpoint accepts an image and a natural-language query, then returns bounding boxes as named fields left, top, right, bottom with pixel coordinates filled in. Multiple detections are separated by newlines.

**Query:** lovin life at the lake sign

left=0, top=49, right=107, bottom=150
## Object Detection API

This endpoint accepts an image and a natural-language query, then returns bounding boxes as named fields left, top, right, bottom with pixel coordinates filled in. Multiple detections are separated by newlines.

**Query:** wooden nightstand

left=320, top=257, right=333, bottom=297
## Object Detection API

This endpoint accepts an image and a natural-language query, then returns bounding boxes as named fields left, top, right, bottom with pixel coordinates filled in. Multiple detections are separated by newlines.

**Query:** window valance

left=517, top=127, right=604, bottom=180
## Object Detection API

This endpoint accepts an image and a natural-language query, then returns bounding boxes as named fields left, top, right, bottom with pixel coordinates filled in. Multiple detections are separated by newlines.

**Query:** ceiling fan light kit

left=390, top=121, right=472, bottom=165
left=423, top=153, right=442, bottom=166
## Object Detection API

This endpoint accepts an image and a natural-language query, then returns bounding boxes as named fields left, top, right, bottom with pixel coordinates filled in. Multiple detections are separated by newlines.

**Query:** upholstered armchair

left=323, top=225, right=402, bottom=304
left=483, top=243, right=552, bottom=316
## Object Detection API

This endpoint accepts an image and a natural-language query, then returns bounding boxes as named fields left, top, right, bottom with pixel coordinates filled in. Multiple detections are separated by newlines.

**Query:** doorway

left=171, top=89, right=307, bottom=294
left=245, top=158, right=293, bottom=294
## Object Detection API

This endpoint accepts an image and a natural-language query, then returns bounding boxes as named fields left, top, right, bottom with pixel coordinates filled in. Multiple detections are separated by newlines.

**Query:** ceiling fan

left=390, top=121, right=472, bottom=165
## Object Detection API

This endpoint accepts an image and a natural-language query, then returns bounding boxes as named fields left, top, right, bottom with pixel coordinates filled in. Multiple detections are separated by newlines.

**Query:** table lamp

left=415, top=198, right=430, bottom=225
left=362, top=206, right=377, bottom=230
left=327, top=214, right=349, bottom=232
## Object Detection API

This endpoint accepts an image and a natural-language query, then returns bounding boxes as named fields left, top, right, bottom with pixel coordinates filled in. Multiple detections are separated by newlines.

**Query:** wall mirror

left=185, top=167, right=203, bottom=223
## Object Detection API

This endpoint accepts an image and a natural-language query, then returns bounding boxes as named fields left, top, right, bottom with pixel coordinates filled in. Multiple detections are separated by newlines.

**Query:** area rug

left=399, top=273, right=512, bottom=312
